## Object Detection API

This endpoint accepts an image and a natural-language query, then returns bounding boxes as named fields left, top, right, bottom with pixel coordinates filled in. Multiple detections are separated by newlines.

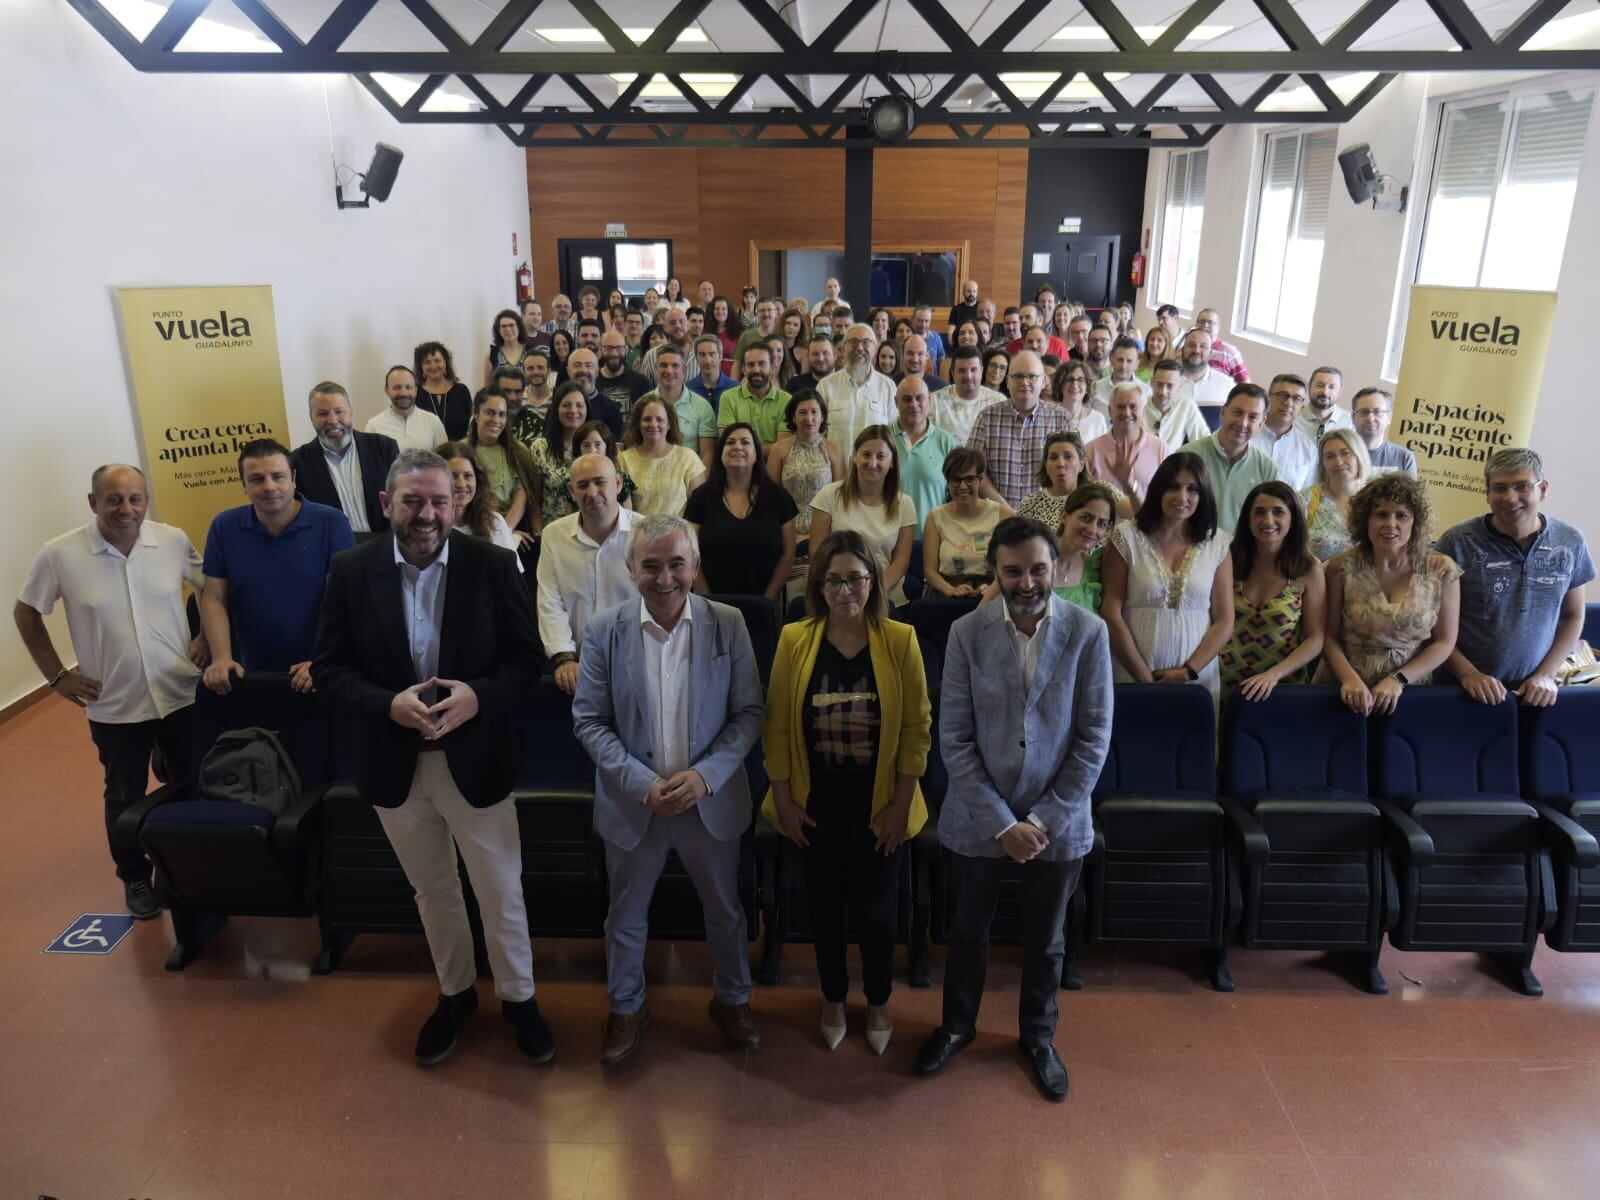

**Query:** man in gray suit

left=914, top=516, right=1113, bottom=1101
left=573, top=513, right=766, bottom=1065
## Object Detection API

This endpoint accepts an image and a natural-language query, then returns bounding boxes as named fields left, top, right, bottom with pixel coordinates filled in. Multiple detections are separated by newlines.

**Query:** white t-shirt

left=366, top=406, right=447, bottom=454
left=810, top=480, right=917, bottom=601
left=1178, top=366, right=1234, bottom=408
left=18, top=521, right=204, bottom=723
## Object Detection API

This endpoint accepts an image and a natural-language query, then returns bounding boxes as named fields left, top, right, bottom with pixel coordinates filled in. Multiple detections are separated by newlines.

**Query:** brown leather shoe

left=600, top=1008, right=650, bottom=1066
left=708, top=998, right=761, bottom=1050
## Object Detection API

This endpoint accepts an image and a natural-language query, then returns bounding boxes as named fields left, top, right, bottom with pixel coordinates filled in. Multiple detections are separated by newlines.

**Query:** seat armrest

left=1376, top=800, right=1435, bottom=867
left=1094, top=796, right=1223, bottom=815
left=271, top=784, right=328, bottom=851
left=112, top=780, right=190, bottom=843
left=1533, top=802, right=1600, bottom=870
left=1219, top=797, right=1270, bottom=865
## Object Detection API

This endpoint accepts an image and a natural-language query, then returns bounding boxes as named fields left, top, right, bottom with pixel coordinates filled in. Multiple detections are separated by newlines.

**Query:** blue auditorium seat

left=1221, top=685, right=1393, bottom=993
left=1519, top=689, right=1600, bottom=952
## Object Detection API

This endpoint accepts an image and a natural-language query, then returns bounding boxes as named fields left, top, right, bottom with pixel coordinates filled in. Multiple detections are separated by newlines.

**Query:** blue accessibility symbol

left=43, top=913, right=137, bottom=956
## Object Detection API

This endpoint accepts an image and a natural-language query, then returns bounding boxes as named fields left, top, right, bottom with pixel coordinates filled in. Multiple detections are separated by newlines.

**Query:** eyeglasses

left=822, top=573, right=872, bottom=592
left=842, top=336, right=872, bottom=346
left=1269, top=390, right=1306, bottom=403
left=948, top=473, right=982, bottom=486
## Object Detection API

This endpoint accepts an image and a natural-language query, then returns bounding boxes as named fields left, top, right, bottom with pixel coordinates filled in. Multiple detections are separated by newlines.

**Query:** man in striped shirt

left=1197, top=307, right=1250, bottom=383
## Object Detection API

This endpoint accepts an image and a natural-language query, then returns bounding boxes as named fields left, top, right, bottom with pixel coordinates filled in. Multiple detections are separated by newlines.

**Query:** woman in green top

left=465, top=387, right=539, bottom=547
left=980, top=482, right=1115, bottom=614
left=1219, top=480, right=1326, bottom=700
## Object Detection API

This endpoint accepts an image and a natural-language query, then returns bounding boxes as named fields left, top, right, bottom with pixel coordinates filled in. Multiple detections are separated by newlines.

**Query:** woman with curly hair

left=483, top=309, right=528, bottom=389
left=1319, top=472, right=1461, bottom=716
left=414, top=341, right=475, bottom=440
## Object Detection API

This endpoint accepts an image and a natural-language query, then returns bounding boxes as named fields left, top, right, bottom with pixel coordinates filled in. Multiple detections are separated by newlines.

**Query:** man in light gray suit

left=573, top=514, right=765, bottom=1065
left=914, top=516, right=1113, bottom=1101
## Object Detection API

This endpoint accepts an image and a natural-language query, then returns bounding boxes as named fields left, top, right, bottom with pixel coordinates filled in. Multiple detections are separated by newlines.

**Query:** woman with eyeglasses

left=1053, top=359, right=1109, bottom=443
left=922, top=447, right=1013, bottom=598
left=763, top=530, right=932, bottom=1056
left=980, top=348, right=1010, bottom=398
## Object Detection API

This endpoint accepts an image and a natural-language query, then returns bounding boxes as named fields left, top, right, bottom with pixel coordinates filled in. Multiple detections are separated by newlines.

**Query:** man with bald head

left=900, top=334, right=941, bottom=395
left=535, top=453, right=637, bottom=694
left=817, top=323, right=897, bottom=462
left=893, top=375, right=959, bottom=534
left=16, top=464, right=207, bottom=919
left=562, top=348, right=625, bottom=439
left=965, top=350, right=1076, bottom=509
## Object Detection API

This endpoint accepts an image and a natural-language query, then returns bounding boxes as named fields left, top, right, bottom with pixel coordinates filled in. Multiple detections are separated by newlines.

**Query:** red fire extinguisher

left=1130, top=251, right=1145, bottom=288
left=515, top=261, right=533, bottom=302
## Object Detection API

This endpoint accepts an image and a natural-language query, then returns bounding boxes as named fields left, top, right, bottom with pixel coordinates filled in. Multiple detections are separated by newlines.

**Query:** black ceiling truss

left=65, top=0, right=1600, bottom=148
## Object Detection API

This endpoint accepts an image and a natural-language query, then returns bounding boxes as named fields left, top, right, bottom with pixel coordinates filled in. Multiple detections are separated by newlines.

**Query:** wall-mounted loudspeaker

left=336, top=142, right=405, bottom=210
left=1338, top=142, right=1407, bottom=212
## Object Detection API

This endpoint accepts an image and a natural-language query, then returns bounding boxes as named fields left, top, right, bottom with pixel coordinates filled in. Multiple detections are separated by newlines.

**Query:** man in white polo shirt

left=366, top=365, right=448, bottom=453
left=14, top=464, right=206, bottom=919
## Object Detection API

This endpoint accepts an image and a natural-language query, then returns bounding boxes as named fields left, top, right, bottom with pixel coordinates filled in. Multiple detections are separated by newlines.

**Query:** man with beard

left=817, top=323, right=896, bottom=461
left=562, top=348, right=625, bottom=440
left=1175, top=328, right=1234, bottom=425
left=510, top=348, right=556, bottom=447
left=931, top=346, right=1005, bottom=444
left=717, top=344, right=791, bottom=445
left=1299, top=365, right=1354, bottom=440
left=313, top=449, right=549, bottom=1068
left=786, top=331, right=836, bottom=394
left=366, top=365, right=447, bottom=453
left=290, top=382, right=398, bottom=534
left=914, top=516, right=1113, bottom=1102
left=597, top=330, right=653, bottom=420
left=948, top=278, right=981, bottom=338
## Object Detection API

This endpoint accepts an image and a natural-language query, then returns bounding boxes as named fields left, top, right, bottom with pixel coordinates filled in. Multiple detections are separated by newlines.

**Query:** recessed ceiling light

left=1052, top=24, right=1232, bottom=41
left=536, top=26, right=707, bottom=43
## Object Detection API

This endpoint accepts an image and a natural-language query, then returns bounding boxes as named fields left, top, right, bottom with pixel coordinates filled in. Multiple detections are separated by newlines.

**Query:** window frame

left=1238, top=124, right=1338, bottom=352
left=1153, top=146, right=1209, bottom=314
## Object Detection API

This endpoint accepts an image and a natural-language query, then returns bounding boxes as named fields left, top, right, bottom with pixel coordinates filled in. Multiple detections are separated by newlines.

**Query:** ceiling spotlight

left=867, top=95, right=915, bottom=144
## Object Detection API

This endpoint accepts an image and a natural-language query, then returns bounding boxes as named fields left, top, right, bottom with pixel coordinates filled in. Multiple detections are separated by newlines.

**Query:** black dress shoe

left=416, top=989, right=478, bottom=1066
left=504, top=997, right=556, bottom=1065
left=124, top=880, right=160, bottom=920
left=1022, top=1042, right=1069, bottom=1101
left=912, top=1027, right=975, bottom=1077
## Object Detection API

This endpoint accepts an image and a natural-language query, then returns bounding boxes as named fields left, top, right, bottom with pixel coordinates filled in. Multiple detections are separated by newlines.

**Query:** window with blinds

left=1416, top=84, right=1594, bottom=290
left=1243, top=128, right=1336, bottom=346
left=1155, top=148, right=1208, bottom=311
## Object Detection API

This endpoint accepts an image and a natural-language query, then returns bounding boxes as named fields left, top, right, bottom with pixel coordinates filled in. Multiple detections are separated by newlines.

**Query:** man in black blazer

left=290, top=382, right=399, bottom=534
left=313, top=448, right=550, bottom=1067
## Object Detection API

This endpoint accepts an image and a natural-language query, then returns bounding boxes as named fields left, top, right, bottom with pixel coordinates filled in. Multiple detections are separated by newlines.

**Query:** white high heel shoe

left=821, top=1002, right=847, bottom=1050
left=865, top=1006, right=893, bottom=1056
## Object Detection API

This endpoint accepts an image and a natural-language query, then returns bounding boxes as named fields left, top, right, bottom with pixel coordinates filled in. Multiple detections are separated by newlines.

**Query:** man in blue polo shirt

left=200, top=438, right=354, bottom=694
left=1437, top=447, right=1594, bottom=707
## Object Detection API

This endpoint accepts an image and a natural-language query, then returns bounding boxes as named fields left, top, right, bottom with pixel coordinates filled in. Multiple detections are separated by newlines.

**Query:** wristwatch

left=48, top=666, right=69, bottom=687
left=1391, top=670, right=1410, bottom=688
left=1182, top=663, right=1199, bottom=681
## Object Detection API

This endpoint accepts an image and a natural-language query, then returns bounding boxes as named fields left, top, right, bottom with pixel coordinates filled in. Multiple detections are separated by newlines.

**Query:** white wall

left=0, top=0, right=531, bottom=709
left=1135, top=71, right=1600, bottom=560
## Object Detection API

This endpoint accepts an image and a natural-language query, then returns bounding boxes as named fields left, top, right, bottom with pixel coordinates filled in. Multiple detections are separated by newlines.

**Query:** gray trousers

left=602, top=808, right=751, bottom=1014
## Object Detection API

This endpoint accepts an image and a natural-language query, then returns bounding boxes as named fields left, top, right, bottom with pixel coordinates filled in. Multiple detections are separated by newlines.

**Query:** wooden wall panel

left=525, top=146, right=1029, bottom=303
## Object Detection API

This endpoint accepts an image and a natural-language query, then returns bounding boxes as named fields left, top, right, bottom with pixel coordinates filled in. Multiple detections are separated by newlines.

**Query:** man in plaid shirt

left=1197, top=307, right=1250, bottom=383
left=965, top=350, right=1074, bottom=509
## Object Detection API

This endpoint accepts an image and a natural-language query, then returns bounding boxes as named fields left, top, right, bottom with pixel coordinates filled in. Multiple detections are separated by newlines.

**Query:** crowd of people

left=11, top=276, right=1594, bottom=1104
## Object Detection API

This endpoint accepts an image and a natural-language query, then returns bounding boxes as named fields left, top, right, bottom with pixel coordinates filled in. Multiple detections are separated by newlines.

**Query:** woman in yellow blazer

left=763, top=529, right=932, bottom=1055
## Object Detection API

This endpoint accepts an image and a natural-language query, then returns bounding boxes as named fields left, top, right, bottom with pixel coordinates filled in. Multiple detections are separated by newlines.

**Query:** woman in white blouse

left=807, top=424, right=917, bottom=606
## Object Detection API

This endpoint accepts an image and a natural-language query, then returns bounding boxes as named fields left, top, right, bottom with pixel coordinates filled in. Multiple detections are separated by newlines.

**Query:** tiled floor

left=5, top=695, right=1600, bottom=1199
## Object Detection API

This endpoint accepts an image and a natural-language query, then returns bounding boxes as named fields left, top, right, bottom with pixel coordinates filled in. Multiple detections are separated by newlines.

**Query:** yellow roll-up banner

left=1392, top=285, right=1557, bottom=530
left=116, top=285, right=291, bottom=550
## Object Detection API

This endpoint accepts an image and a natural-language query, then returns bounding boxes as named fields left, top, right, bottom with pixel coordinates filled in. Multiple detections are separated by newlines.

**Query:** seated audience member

left=1137, top=327, right=1170, bottom=380
left=527, top=382, right=594, bottom=529
left=1196, top=307, right=1250, bottom=383
left=890, top=376, right=958, bottom=535
left=949, top=319, right=984, bottom=363
left=819, top=325, right=898, bottom=459
left=572, top=420, right=638, bottom=511
left=1175, top=328, right=1234, bottom=423
left=577, top=285, right=605, bottom=329
left=689, top=334, right=738, bottom=418
left=637, top=343, right=717, bottom=470
left=1091, top=337, right=1150, bottom=415
left=738, top=285, right=759, bottom=328
left=811, top=311, right=834, bottom=342
left=1062, top=312, right=1092, bottom=362
left=922, top=448, right=1012, bottom=597
left=1018, top=432, right=1098, bottom=530
left=1300, top=428, right=1373, bottom=562
left=1085, top=382, right=1169, bottom=514
left=1144, top=357, right=1210, bottom=448
left=15, top=463, right=206, bottom=920
left=1252, top=373, right=1319, bottom=491
left=1350, top=387, right=1418, bottom=476
left=1219, top=481, right=1325, bottom=699
left=618, top=397, right=706, bottom=517
left=467, top=387, right=540, bottom=545
left=1437, top=447, right=1595, bottom=707
left=899, top=335, right=942, bottom=396
left=788, top=331, right=838, bottom=394
left=776, top=309, right=810, bottom=388
left=367, top=365, right=448, bottom=453
left=718, top=344, right=791, bottom=445
left=596, top=330, right=653, bottom=419
left=732, top=297, right=779, bottom=372
left=1048, top=483, right=1119, bottom=612
left=931, top=346, right=1005, bottom=444
left=637, top=307, right=695, bottom=389
left=1181, top=383, right=1279, bottom=534
left=874, top=338, right=903, bottom=382
left=415, top=341, right=475, bottom=440
left=290, top=381, right=398, bottom=535
left=1319, top=473, right=1461, bottom=716
left=705, top=299, right=739, bottom=377
left=491, top=366, right=529, bottom=430
left=573, top=514, right=765, bottom=1065
left=561, top=347, right=625, bottom=439
left=547, top=328, right=575, bottom=383
left=576, top=317, right=604, bottom=355
left=868, top=306, right=893, bottom=345
left=1101, top=452, right=1234, bottom=707
left=201, top=438, right=354, bottom=696
left=809, top=425, right=918, bottom=606
left=1080, top=325, right=1114, bottom=384
left=764, top=530, right=931, bottom=1055
left=685, top=423, right=797, bottom=604
left=1156, top=303, right=1183, bottom=347
left=536, top=453, right=637, bottom=694
left=484, top=308, right=528, bottom=387
left=768, top=391, right=844, bottom=557
left=980, top=348, right=1010, bottom=398
left=1299, top=366, right=1352, bottom=439
left=522, top=299, right=550, bottom=350
left=911, top=305, right=948, bottom=372
left=966, top=351, right=1074, bottom=510
left=1054, top=359, right=1109, bottom=443
left=512, top=348, right=556, bottom=443
left=438, top=440, right=521, bottom=561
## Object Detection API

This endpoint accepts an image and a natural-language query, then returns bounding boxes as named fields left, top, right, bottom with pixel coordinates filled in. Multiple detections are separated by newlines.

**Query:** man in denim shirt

left=1437, top=448, right=1594, bottom=707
